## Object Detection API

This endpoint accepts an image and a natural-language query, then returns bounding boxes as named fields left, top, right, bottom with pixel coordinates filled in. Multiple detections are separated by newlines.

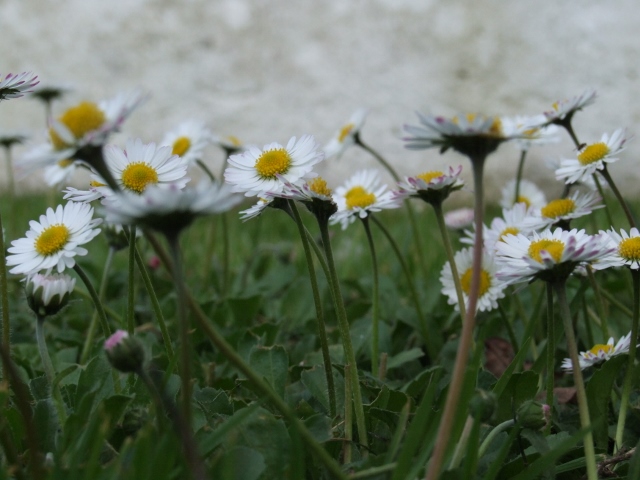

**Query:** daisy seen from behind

left=224, top=135, right=324, bottom=197
left=0, top=72, right=39, bottom=101
left=6, top=202, right=102, bottom=275
left=330, top=169, right=401, bottom=230
left=561, top=333, right=632, bottom=372
left=543, top=89, right=597, bottom=125
left=324, top=108, right=369, bottom=159
left=395, top=165, right=464, bottom=205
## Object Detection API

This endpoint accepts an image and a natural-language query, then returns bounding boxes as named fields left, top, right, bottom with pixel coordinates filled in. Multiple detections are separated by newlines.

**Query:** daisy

left=212, top=134, right=245, bottom=155
left=30, top=83, right=71, bottom=104
left=499, top=179, right=547, bottom=210
left=65, top=139, right=190, bottom=202
left=440, top=247, right=506, bottom=312
left=276, top=176, right=338, bottom=221
left=555, top=129, right=627, bottom=185
left=523, top=190, right=602, bottom=231
left=161, top=120, right=211, bottom=164
left=495, top=228, right=615, bottom=284
left=444, top=207, right=474, bottom=230
left=103, top=180, right=242, bottom=234
left=43, top=159, right=78, bottom=188
left=330, top=170, right=401, bottom=230
left=0, top=72, right=39, bottom=100
left=323, top=108, right=369, bottom=159
left=239, top=196, right=275, bottom=221
left=543, top=89, right=597, bottom=124
left=25, top=272, right=76, bottom=317
left=6, top=202, right=102, bottom=275
left=561, top=333, right=632, bottom=371
left=395, top=165, right=464, bottom=205
left=501, top=115, right=560, bottom=152
left=0, top=131, right=28, bottom=149
left=596, top=227, right=640, bottom=270
left=224, top=135, right=324, bottom=197
left=467, top=203, right=533, bottom=250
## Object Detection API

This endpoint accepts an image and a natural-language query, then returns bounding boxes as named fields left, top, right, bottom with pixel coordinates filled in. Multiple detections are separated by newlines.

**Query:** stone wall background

left=2, top=0, right=639, bottom=205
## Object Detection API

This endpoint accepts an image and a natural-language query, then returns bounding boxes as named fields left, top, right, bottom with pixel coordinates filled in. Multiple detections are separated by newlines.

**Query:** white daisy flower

left=323, top=108, right=369, bottom=159
left=523, top=190, right=602, bottom=231
left=161, top=120, right=211, bottom=164
left=555, top=129, right=627, bottom=185
left=500, top=179, right=547, bottom=210
left=440, top=247, right=506, bottom=313
left=501, top=115, right=560, bottom=152
left=212, top=134, right=245, bottom=154
left=275, top=176, right=338, bottom=221
left=239, top=196, right=274, bottom=221
left=543, top=89, right=597, bottom=124
left=103, top=180, right=242, bottom=234
left=330, top=169, right=401, bottom=230
left=561, top=333, right=632, bottom=371
left=595, top=227, right=640, bottom=270
left=43, top=159, right=77, bottom=188
left=479, top=203, right=533, bottom=251
left=395, top=165, right=464, bottom=204
left=495, top=228, right=615, bottom=284
left=444, top=207, right=475, bottom=230
left=65, top=139, right=190, bottom=202
left=0, top=72, right=39, bottom=100
left=25, top=272, right=76, bottom=316
left=6, top=202, right=102, bottom=275
left=224, top=135, right=324, bottom=197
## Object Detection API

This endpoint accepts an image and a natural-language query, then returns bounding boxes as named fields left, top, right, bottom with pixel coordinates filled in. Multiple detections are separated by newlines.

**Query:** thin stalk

left=371, top=216, right=437, bottom=359
left=350, top=463, right=398, bottom=479
left=361, top=217, right=381, bottom=378
left=426, top=156, right=486, bottom=480
left=4, top=147, right=15, bottom=215
left=553, top=280, right=597, bottom=480
left=80, top=246, right=115, bottom=364
left=582, top=295, right=595, bottom=347
left=432, top=201, right=467, bottom=321
left=513, top=150, right=527, bottom=205
left=166, top=232, right=192, bottom=429
left=599, top=166, right=637, bottom=229
left=73, top=287, right=123, bottom=326
left=449, top=416, right=474, bottom=469
left=221, top=213, right=230, bottom=297
left=35, top=317, right=67, bottom=424
left=545, top=283, right=555, bottom=434
left=0, top=212, right=10, bottom=382
left=614, top=269, right=640, bottom=452
left=477, top=419, right=516, bottom=459
left=343, top=363, right=353, bottom=464
left=288, top=200, right=336, bottom=418
left=600, top=288, right=633, bottom=318
left=73, top=264, right=111, bottom=338
left=196, top=159, right=216, bottom=181
left=559, top=119, right=582, bottom=150
left=592, top=174, right=614, bottom=228
left=318, top=217, right=369, bottom=451
left=497, top=302, right=519, bottom=352
left=586, top=267, right=609, bottom=340
left=127, top=226, right=137, bottom=334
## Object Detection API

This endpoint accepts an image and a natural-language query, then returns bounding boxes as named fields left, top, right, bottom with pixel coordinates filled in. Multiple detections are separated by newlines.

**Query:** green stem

left=559, top=119, right=582, bottom=150
left=355, top=136, right=400, bottom=182
left=361, top=217, right=381, bottom=378
left=497, top=302, right=519, bottom=352
left=127, top=226, right=137, bottom=334
left=318, top=217, right=369, bottom=451
left=221, top=213, right=230, bottom=297
left=343, top=363, right=353, bottom=464
left=80, top=247, right=115, bottom=364
left=35, top=317, right=67, bottom=424
left=592, top=174, right=615, bottom=228
left=545, top=283, right=555, bottom=434
left=614, top=269, right=640, bottom=452
left=73, top=264, right=111, bottom=338
left=553, top=280, right=597, bottom=480
left=370, top=216, right=438, bottom=359
left=514, top=150, right=527, bottom=205
left=288, top=200, right=336, bottom=418
left=0, top=212, right=11, bottom=382
left=196, top=159, right=216, bottom=181
left=586, top=267, right=609, bottom=340
left=600, top=166, right=637, bottom=229
left=477, top=419, right=516, bottom=459
left=426, top=155, right=486, bottom=480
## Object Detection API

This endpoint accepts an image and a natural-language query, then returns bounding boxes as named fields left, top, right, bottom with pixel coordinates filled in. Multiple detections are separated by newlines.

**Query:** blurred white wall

left=2, top=0, right=639, bottom=205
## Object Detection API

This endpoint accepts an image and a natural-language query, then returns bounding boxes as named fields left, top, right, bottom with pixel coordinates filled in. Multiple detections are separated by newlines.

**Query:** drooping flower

left=561, top=333, right=632, bottom=371
left=25, top=272, right=76, bottom=317
left=0, top=72, right=39, bottom=100
left=395, top=165, right=464, bottom=205
left=6, top=202, right=102, bottom=275
left=499, top=179, right=547, bottom=210
left=224, top=135, right=324, bottom=197
left=330, top=169, right=401, bottom=230
left=523, top=190, right=602, bottom=231
left=161, top=120, right=211, bottom=164
left=323, top=108, right=369, bottom=159
left=555, top=129, right=627, bottom=185
left=543, top=89, right=597, bottom=124
left=440, top=247, right=506, bottom=312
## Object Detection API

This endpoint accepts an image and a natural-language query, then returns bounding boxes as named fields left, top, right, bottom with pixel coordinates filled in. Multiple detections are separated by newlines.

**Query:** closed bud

left=104, top=330, right=144, bottom=373
left=25, top=273, right=75, bottom=318
left=469, top=389, right=496, bottom=422
left=516, top=400, right=551, bottom=431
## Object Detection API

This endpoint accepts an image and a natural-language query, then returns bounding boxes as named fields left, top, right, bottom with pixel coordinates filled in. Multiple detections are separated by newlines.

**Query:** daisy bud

left=104, top=330, right=144, bottom=373
left=516, top=400, right=551, bottom=431
left=25, top=273, right=75, bottom=317
left=469, top=389, right=496, bottom=422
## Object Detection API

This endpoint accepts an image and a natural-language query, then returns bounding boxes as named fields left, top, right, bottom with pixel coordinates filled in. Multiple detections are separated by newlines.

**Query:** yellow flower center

left=619, top=237, right=640, bottom=262
left=172, top=136, right=191, bottom=157
left=226, top=135, right=242, bottom=146
left=460, top=267, right=491, bottom=297
left=541, top=199, right=575, bottom=219
left=516, top=195, right=532, bottom=208
left=528, top=239, right=565, bottom=263
left=587, top=343, right=612, bottom=356
left=90, top=180, right=106, bottom=188
left=498, top=227, right=519, bottom=242
left=523, top=127, right=539, bottom=138
left=577, top=142, right=610, bottom=166
left=57, top=159, right=74, bottom=168
left=121, top=162, right=159, bottom=194
left=345, top=186, right=375, bottom=210
left=308, top=177, right=332, bottom=196
left=417, top=171, right=444, bottom=184
left=488, top=117, right=502, bottom=136
left=254, top=148, right=291, bottom=179
left=49, top=101, right=106, bottom=150
left=338, top=123, right=354, bottom=143
left=35, top=224, right=70, bottom=256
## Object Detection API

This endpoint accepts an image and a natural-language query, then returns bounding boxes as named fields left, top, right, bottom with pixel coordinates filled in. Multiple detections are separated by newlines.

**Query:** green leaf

left=211, top=446, right=265, bottom=480
left=226, top=295, right=263, bottom=327
left=248, top=345, right=289, bottom=399
left=301, top=366, right=345, bottom=415
left=302, top=413, right=333, bottom=443
left=386, top=347, right=424, bottom=370
left=495, top=370, right=539, bottom=423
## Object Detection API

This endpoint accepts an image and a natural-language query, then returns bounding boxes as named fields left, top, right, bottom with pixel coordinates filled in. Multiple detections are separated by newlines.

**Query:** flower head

left=104, top=330, right=145, bottom=373
left=330, top=170, right=401, bottom=230
left=161, top=120, right=211, bottom=164
left=555, top=129, right=627, bottom=185
left=543, top=89, right=597, bottom=124
left=25, top=272, right=76, bottom=317
left=595, top=227, right=640, bottom=270
left=495, top=228, right=615, bottom=284
left=323, top=108, right=369, bottom=159
left=276, top=176, right=338, bottom=221
left=6, top=202, right=102, bottom=275
left=30, top=83, right=71, bottom=104
left=224, top=135, right=323, bottom=197
left=395, top=165, right=464, bottom=205
left=239, top=196, right=275, bottom=221
left=0, top=131, right=28, bottom=149
left=523, top=190, right=602, bottom=231
left=501, top=115, right=560, bottom=152
left=444, top=207, right=475, bottom=230
left=466, top=203, right=533, bottom=251
left=500, top=179, right=547, bottom=210
left=561, top=333, right=632, bottom=371
left=213, top=134, right=245, bottom=155
left=0, top=72, right=39, bottom=100
left=440, top=247, right=506, bottom=312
